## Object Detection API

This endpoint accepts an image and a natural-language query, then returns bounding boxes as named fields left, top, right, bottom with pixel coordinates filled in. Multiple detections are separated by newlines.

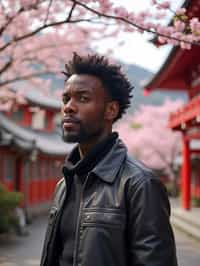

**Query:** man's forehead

left=65, top=74, right=103, bottom=87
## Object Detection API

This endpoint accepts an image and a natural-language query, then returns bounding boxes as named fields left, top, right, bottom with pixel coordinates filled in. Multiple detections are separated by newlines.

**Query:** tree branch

left=0, top=7, right=25, bottom=36
left=69, top=0, right=200, bottom=46
left=66, top=1, right=76, bottom=22
left=0, top=17, right=95, bottom=53
left=0, top=59, right=14, bottom=75
left=43, top=0, right=54, bottom=25
left=0, top=71, right=56, bottom=87
left=0, top=1, right=46, bottom=37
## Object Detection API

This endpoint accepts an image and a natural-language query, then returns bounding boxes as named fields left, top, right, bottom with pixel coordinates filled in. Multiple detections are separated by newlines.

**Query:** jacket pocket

left=82, top=208, right=126, bottom=230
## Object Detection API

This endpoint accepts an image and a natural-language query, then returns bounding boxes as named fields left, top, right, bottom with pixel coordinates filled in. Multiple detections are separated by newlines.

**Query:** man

left=40, top=53, right=177, bottom=266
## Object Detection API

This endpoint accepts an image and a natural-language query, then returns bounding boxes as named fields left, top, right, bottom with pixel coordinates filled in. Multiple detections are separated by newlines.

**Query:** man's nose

left=63, top=98, right=77, bottom=113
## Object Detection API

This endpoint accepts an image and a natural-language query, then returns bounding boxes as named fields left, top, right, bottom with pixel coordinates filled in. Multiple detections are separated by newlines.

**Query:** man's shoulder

left=121, top=156, right=168, bottom=201
left=122, top=155, right=159, bottom=185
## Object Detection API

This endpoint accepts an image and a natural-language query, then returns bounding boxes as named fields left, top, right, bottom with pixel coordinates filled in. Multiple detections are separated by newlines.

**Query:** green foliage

left=192, top=196, right=200, bottom=207
left=0, top=183, right=23, bottom=233
left=130, top=122, right=142, bottom=130
left=164, top=181, right=180, bottom=197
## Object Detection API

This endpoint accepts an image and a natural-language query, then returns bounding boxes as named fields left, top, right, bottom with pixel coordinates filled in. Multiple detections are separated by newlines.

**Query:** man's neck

left=78, top=131, right=112, bottom=159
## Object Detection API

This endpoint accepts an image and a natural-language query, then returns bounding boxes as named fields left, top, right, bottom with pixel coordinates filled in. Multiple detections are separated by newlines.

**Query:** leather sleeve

left=127, top=174, right=178, bottom=266
left=40, top=178, right=66, bottom=266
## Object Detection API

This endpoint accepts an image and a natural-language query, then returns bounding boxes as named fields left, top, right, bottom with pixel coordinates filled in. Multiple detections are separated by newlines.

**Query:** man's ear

left=105, top=101, right=119, bottom=122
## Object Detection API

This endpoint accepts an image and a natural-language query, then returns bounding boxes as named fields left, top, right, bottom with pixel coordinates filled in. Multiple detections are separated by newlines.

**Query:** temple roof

left=144, top=45, right=200, bottom=92
left=0, top=113, right=74, bottom=156
left=24, top=89, right=61, bottom=111
left=11, top=87, right=61, bottom=111
left=145, top=0, right=200, bottom=93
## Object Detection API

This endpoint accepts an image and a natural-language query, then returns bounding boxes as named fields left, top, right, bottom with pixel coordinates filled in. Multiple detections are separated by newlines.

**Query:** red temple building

left=145, top=1, right=200, bottom=210
left=0, top=89, right=73, bottom=217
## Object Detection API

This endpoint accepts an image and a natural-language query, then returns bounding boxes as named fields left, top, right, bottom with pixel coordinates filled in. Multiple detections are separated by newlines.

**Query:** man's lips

left=62, top=117, right=80, bottom=129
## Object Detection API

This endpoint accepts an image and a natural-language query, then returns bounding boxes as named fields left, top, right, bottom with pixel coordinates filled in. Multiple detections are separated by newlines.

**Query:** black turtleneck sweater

left=58, top=132, right=118, bottom=266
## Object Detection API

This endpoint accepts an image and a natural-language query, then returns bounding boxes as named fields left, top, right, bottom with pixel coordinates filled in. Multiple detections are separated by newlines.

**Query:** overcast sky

left=96, top=0, right=183, bottom=72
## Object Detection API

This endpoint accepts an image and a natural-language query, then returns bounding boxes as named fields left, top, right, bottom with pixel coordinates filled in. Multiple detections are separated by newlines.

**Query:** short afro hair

left=63, top=53, right=133, bottom=122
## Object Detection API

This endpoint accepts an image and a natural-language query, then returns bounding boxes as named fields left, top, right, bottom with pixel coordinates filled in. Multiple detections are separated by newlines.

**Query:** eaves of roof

left=25, top=90, right=61, bottom=111
left=143, top=46, right=180, bottom=91
left=10, top=87, right=61, bottom=111
left=0, top=113, right=74, bottom=156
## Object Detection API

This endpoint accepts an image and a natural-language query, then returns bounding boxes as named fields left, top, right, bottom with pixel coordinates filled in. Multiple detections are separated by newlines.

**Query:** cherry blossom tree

left=70, top=0, right=200, bottom=49
left=116, top=99, right=183, bottom=185
left=0, top=0, right=199, bottom=110
left=0, top=0, right=102, bottom=110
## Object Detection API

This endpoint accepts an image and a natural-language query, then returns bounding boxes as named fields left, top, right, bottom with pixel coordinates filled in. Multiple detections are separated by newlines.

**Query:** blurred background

left=0, top=1, right=200, bottom=265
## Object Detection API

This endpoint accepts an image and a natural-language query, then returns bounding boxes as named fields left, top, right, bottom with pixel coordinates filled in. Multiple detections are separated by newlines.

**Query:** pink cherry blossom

left=116, top=99, right=183, bottom=177
left=176, top=8, right=187, bottom=16
left=174, top=20, right=186, bottom=32
left=0, top=0, right=199, bottom=110
left=190, top=17, right=200, bottom=34
left=157, top=1, right=171, bottom=10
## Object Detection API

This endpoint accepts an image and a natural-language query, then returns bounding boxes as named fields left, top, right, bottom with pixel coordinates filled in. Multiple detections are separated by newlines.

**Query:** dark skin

left=61, top=74, right=119, bottom=158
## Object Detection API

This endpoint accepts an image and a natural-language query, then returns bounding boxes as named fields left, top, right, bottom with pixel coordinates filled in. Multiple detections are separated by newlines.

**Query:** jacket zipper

left=73, top=173, right=90, bottom=266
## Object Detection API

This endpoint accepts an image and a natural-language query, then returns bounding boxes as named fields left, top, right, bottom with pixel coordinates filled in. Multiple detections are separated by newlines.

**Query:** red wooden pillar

left=181, top=135, right=191, bottom=210
left=16, top=158, right=24, bottom=192
left=23, top=107, right=32, bottom=126
left=46, top=110, right=54, bottom=132
left=16, top=158, right=25, bottom=207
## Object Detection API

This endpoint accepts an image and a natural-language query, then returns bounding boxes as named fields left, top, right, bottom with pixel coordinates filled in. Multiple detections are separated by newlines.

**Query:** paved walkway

left=0, top=216, right=45, bottom=266
left=0, top=214, right=200, bottom=266
left=175, top=228, right=200, bottom=266
left=170, top=197, right=200, bottom=241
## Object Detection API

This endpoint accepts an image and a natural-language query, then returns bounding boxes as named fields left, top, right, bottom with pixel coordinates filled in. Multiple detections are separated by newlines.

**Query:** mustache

left=61, top=116, right=81, bottom=124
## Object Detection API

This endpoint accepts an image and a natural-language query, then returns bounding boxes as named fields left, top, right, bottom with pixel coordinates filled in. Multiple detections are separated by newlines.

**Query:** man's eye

left=62, top=96, right=69, bottom=104
left=79, top=96, right=89, bottom=102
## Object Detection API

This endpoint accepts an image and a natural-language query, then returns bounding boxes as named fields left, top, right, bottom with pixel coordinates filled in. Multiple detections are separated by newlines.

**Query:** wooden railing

left=168, top=95, right=200, bottom=130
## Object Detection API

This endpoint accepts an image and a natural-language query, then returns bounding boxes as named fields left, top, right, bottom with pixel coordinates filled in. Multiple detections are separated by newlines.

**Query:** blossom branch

left=0, top=71, right=56, bottom=87
left=43, top=0, right=54, bottom=25
left=70, top=0, right=200, bottom=47
left=0, top=59, right=13, bottom=75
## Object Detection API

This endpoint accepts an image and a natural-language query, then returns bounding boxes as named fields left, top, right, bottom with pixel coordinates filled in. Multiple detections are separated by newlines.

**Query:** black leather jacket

left=40, top=139, right=177, bottom=266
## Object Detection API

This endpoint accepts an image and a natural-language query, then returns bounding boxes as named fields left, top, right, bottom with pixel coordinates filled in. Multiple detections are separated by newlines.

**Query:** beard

left=62, top=121, right=104, bottom=144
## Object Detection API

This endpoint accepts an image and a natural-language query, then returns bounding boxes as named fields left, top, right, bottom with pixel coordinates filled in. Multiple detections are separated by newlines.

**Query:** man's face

left=61, top=74, right=110, bottom=144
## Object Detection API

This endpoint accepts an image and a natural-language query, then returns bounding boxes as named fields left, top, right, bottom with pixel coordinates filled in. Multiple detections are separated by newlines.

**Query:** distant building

left=0, top=89, right=73, bottom=217
left=144, top=0, right=200, bottom=210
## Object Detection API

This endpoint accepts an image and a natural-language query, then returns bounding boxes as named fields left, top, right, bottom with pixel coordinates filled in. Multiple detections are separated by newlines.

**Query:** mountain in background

left=123, top=63, right=188, bottom=113
left=47, top=62, right=188, bottom=113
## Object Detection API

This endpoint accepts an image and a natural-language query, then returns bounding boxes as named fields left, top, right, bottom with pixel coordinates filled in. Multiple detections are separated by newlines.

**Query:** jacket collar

left=63, top=132, right=118, bottom=178
left=62, top=135, right=127, bottom=184
left=91, top=139, right=127, bottom=183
